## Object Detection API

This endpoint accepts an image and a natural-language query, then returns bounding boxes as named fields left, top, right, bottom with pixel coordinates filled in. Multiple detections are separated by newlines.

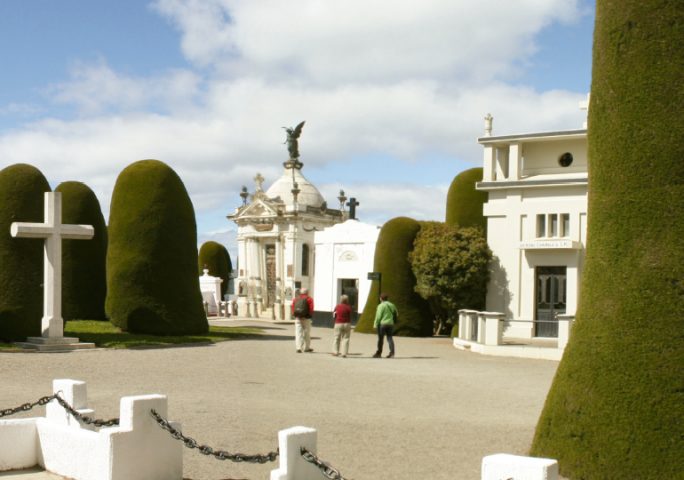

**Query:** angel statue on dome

left=283, top=121, right=305, bottom=159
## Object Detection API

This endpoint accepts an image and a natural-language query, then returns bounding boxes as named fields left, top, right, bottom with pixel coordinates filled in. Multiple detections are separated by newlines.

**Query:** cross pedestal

left=11, top=192, right=96, bottom=352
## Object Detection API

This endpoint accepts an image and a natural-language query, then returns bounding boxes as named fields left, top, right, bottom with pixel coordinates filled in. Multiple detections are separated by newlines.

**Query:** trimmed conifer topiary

left=530, top=3, right=684, bottom=478
left=0, top=164, right=51, bottom=341
left=445, top=167, right=486, bottom=230
left=56, top=181, right=108, bottom=322
left=355, top=217, right=432, bottom=336
left=198, top=241, right=232, bottom=298
left=106, top=160, right=208, bottom=335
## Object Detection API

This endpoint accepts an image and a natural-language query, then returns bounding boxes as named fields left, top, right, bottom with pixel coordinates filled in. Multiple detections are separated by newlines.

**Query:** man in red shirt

left=331, top=294, right=353, bottom=357
left=291, top=288, right=314, bottom=353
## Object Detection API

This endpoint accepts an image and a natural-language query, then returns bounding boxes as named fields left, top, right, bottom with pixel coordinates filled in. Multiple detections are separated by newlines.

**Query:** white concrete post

left=483, top=312, right=505, bottom=346
left=557, top=314, right=575, bottom=350
left=270, top=426, right=320, bottom=480
left=482, top=453, right=558, bottom=480
left=467, top=311, right=479, bottom=341
left=46, top=379, right=94, bottom=428
left=477, top=313, right=486, bottom=344
left=457, top=310, right=468, bottom=340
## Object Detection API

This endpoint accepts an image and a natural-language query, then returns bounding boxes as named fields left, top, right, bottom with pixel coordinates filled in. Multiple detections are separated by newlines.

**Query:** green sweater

left=374, top=301, right=397, bottom=328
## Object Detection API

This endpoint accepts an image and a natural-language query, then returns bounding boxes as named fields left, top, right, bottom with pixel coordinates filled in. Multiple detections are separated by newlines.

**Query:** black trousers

left=377, top=324, right=395, bottom=354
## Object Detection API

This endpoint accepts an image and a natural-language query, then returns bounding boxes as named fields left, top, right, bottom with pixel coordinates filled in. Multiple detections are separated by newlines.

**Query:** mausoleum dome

left=266, top=167, right=326, bottom=208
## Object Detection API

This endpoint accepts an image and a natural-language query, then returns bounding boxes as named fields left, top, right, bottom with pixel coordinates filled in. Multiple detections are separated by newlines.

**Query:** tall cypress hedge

left=106, top=160, right=208, bottom=335
left=445, top=167, right=486, bottom=230
left=531, top=2, right=684, bottom=478
left=56, top=181, right=108, bottom=321
left=0, top=164, right=51, bottom=341
left=355, top=217, right=433, bottom=337
left=198, top=241, right=232, bottom=298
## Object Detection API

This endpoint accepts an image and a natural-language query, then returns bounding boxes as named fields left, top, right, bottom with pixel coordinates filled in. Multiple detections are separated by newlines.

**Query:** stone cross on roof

left=11, top=192, right=94, bottom=338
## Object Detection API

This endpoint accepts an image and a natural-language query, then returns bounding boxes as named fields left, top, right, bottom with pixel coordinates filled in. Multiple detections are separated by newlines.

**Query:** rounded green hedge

left=56, top=181, right=108, bottom=322
left=0, top=164, right=51, bottom=341
left=106, top=160, right=208, bottom=335
left=531, top=3, right=684, bottom=478
left=445, top=167, right=486, bottom=230
left=355, top=217, right=433, bottom=336
left=198, top=241, right=232, bottom=298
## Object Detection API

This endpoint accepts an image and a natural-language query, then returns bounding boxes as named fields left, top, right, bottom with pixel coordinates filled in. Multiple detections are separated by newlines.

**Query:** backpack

left=294, top=297, right=310, bottom=317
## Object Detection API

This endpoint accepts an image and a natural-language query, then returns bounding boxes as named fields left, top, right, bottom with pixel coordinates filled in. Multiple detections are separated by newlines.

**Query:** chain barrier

left=0, top=395, right=55, bottom=419
left=2, top=396, right=351, bottom=479
left=150, top=409, right=279, bottom=465
left=0, top=393, right=119, bottom=427
left=301, top=447, right=350, bottom=480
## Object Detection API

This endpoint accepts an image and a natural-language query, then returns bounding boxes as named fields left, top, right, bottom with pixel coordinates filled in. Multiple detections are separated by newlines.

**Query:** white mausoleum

left=313, top=220, right=380, bottom=318
left=477, top=113, right=588, bottom=338
left=228, top=159, right=348, bottom=320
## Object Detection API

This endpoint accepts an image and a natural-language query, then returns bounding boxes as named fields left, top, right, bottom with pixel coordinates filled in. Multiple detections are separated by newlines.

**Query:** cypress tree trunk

left=531, top=2, right=684, bottom=478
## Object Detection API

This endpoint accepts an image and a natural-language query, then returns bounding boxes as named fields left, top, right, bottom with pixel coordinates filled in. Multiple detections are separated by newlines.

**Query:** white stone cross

left=11, top=192, right=94, bottom=338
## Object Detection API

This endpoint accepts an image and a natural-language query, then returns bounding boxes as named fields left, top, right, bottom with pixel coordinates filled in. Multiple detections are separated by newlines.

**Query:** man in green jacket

left=373, top=293, right=398, bottom=358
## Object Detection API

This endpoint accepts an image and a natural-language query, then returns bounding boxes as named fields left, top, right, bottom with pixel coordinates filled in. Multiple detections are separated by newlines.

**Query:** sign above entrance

left=518, top=240, right=581, bottom=250
left=367, top=272, right=382, bottom=281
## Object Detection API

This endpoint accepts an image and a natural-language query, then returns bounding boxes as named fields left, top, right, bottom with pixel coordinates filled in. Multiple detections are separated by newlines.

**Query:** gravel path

left=0, top=320, right=558, bottom=480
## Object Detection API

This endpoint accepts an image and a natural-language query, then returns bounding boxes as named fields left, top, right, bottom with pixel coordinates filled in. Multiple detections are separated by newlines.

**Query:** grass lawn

left=0, top=320, right=263, bottom=351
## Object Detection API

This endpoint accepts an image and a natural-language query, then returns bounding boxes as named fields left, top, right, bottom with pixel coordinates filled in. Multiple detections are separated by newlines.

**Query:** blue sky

left=0, top=0, right=594, bottom=255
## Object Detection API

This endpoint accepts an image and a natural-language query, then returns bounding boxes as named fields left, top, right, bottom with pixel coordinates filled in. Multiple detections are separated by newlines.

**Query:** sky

left=0, top=0, right=595, bottom=258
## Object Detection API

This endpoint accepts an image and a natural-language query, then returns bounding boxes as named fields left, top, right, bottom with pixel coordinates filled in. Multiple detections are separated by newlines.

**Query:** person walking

left=292, top=288, right=314, bottom=353
left=373, top=293, right=397, bottom=358
left=331, top=294, right=353, bottom=357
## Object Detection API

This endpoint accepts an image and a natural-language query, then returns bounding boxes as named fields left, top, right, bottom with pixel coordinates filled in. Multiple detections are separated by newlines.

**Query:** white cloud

left=153, top=0, right=582, bottom=85
left=0, top=0, right=591, bottom=242
left=48, top=59, right=202, bottom=115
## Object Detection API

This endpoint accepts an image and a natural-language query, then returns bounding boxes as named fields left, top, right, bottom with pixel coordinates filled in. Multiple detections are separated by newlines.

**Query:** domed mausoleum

left=228, top=158, right=347, bottom=320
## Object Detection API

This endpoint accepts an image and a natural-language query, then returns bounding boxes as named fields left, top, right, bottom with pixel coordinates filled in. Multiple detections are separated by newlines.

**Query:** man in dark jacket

left=291, top=288, right=314, bottom=353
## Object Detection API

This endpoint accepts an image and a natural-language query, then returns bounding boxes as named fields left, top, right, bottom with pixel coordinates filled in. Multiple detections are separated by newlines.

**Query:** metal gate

left=535, top=266, right=567, bottom=337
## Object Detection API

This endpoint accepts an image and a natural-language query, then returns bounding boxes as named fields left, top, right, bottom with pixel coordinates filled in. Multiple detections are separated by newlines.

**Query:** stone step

left=14, top=337, right=96, bottom=352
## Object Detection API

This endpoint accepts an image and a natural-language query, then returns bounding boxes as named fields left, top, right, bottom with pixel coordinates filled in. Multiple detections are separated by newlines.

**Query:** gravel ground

left=0, top=320, right=558, bottom=480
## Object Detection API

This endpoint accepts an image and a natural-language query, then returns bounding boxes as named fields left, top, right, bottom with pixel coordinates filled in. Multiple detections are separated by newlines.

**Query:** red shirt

left=333, top=303, right=352, bottom=324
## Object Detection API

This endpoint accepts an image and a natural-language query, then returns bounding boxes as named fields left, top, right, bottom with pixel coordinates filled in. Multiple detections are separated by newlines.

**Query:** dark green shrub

left=56, top=181, right=108, bottom=321
left=355, top=217, right=432, bottom=336
left=198, top=241, right=232, bottom=298
left=0, top=164, right=51, bottom=341
left=106, top=160, right=208, bottom=335
left=531, top=3, right=684, bottom=478
left=409, top=222, right=491, bottom=334
left=445, top=167, right=486, bottom=230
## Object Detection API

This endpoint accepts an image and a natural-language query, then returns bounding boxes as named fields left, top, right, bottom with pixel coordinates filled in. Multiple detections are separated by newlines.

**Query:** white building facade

left=228, top=160, right=346, bottom=320
left=313, top=220, right=380, bottom=320
left=477, top=123, right=588, bottom=338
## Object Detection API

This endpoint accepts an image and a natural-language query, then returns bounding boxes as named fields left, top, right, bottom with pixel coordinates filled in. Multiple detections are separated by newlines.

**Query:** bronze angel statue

left=283, top=121, right=305, bottom=159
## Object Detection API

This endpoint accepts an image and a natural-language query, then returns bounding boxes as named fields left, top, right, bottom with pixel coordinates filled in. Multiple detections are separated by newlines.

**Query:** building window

left=537, top=214, right=571, bottom=238
left=536, top=214, right=546, bottom=238
left=550, top=214, right=559, bottom=237
left=561, top=214, right=570, bottom=237
left=301, top=244, right=310, bottom=276
left=559, top=152, right=573, bottom=167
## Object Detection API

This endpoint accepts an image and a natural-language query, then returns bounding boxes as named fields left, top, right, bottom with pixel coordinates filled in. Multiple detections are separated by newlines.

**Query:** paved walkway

left=0, top=320, right=558, bottom=480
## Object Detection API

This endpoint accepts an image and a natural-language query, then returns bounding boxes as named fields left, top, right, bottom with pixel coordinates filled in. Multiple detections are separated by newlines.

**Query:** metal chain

left=51, top=393, right=120, bottom=427
left=0, top=395, right=55, bottom=418
left=150, top=409, right=279, bottom=464
left=0, top=393, right=120, bottom=427
left=300, top=447, right=349, bottom=480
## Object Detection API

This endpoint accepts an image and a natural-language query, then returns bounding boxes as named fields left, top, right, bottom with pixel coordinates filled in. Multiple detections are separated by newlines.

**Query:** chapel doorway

left=338, top=278, right=359, bottom=312
left=265, top=244, right=276, bottom=308
left=535, top=266, right=567, bottom=337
